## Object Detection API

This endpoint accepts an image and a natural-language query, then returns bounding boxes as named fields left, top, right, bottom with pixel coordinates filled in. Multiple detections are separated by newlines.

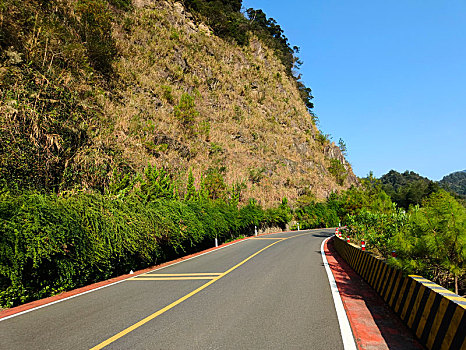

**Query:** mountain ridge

left=378, top=169, right=466, bottom=208
left=440, top=169, right=466, bottom=196
left=0, top=0, right=357, bottom=206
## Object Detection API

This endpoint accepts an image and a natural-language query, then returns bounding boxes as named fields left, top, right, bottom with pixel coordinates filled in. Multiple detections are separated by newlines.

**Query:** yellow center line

left=89, top=231, right=313, bottom=349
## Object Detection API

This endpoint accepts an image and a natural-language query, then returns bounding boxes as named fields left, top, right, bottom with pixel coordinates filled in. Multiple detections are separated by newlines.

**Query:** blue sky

left=242, top=0, right=466, bottom=180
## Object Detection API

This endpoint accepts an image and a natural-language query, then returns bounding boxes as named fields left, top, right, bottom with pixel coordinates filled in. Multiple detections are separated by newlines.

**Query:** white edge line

left=1, top=229, right=315, bottom=322
left=321, top=236, right=357, bottom=350
left=0, top=236, right=250, bottom=322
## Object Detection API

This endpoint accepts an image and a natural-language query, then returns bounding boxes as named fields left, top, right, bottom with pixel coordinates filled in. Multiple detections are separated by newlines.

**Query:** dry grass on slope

left=86, top=0, right=357, bottom=206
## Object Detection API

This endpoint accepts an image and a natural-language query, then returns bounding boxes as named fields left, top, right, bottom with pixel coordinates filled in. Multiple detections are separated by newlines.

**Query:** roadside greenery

left=1, top=166, right=465, bottom=307
left=0, top=168, right=292, bottom=308
left=0, top=0, right=463, bottom=300
left=328, top=159, right=347, bottom=186
left=340, top=176, right=466, bottom=295
left=281, top=171, right=463, bottom=296
left=293, top=194, right=339, bottom=229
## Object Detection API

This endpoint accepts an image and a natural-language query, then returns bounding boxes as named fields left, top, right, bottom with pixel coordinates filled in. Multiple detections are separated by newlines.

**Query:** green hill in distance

left=440, top=170, right=466, bottom=196
left=378, top=169, right=465, bottom=209
left=379, top=170, right=439, bottom=210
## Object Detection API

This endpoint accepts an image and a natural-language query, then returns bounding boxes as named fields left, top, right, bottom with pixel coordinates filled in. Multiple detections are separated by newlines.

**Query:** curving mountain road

left=0, top=229, right=347, bottom=349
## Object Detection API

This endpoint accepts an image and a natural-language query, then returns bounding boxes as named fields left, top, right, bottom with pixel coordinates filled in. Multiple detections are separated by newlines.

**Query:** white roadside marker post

left=254, top=226, right=257, bottom=236
left=215, top=236, right=218, bottom=247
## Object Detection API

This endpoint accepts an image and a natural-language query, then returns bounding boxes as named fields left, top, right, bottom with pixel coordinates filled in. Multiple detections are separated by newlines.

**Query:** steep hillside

left=0, top=0, right=357, bottom=206
left=440, top=170, right=466, bottom=196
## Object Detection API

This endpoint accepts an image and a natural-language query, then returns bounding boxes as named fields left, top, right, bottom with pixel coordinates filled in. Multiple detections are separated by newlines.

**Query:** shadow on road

left=312, top=233, right=332, bottom=238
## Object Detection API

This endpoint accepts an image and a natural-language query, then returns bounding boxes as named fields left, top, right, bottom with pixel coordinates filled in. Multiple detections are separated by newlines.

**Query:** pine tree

left=403, top=191, right=466, bottom=293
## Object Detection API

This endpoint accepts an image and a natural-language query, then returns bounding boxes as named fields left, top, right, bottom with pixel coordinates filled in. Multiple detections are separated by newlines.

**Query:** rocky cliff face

left=95, top=0, right=358, bottom=204
left=0, top=0, right=358, bottom=205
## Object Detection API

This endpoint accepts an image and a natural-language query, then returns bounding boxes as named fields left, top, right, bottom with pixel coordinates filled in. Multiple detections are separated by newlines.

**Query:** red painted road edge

left=0, top=230, right=289, bottom=320
left=325, top=237, right=425, bottom=350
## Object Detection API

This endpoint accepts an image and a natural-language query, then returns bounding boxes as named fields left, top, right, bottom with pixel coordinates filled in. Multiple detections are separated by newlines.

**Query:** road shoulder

left=325, top=237, right=425, bottom=350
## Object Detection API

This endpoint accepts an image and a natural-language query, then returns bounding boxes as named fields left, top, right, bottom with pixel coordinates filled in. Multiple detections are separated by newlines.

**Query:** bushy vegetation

left=0, top=0, right=128, bottom=193
left=380, top=170, right=440, bottom=209
left=292, top=192, right=339, bottom=229
left=328, top=159, right=347, bottom=186
left=0, top=167, right=291, bottom=308
left=339, top=174, right=466, bottom=295
left=440, top=170, right=466, bottom=196
left=183, top=0, right=247, bottom=44
left=1, top=163, right=464, bottom=307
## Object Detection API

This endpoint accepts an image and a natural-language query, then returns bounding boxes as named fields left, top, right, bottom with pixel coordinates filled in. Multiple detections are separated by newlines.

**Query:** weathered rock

left=152, top=134, right=192, bottom=159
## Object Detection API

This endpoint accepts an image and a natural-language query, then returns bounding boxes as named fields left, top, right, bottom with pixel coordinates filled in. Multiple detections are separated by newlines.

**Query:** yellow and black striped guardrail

left=333, top=236, right=465, bottom=350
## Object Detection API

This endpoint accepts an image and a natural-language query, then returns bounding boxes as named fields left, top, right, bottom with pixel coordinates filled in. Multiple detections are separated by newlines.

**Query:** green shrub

left=328, top=159, right=347, bottom=186
left=295, top=202, right=339, bottom=229
left=316, top=132, right=330, bottom=146
left=200, top=167, right=227, bottom=201
left=174, top=93, right=199, bottom=134
left=341, top=190, right=465, bottom=294
left=76, top=0, right=117, bottom=74
left=0, top=180, right=289, bottom=307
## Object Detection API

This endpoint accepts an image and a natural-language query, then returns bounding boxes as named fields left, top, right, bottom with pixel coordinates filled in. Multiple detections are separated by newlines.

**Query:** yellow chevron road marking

left=416, top=291, right=436, bottom=338
left=440, top=307, right=464, bottom=350
left=427, top=298, right=449, bottom=349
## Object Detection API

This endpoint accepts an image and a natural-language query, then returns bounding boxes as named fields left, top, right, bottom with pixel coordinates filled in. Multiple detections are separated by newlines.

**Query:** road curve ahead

left=0, top=229, right=345, bottom=349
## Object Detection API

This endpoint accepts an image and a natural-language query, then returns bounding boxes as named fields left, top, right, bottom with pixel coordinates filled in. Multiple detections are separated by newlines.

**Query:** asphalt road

left=0, top=229, right=344, bottom=349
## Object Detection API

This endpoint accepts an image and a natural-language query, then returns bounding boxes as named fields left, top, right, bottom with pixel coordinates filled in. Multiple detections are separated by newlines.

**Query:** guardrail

left=333, top=236, right=465, bottom=350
